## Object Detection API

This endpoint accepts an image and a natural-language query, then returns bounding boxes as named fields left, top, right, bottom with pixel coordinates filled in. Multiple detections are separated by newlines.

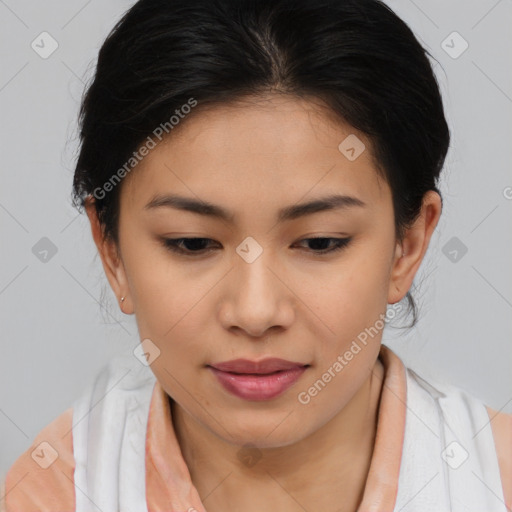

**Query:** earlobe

left=120, top=295, right=126, bottom=314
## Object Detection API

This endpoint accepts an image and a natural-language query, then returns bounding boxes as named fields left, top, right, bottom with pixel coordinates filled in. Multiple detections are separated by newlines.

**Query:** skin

left=86, top=93, right=441, bottom=511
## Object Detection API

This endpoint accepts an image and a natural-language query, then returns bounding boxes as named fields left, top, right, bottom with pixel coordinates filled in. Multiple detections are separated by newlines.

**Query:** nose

left=217, top=252, right=295, bottom=338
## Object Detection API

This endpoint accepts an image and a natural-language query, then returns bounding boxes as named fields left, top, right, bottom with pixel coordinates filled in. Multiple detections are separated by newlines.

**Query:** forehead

left=120, top=94, right=388, bottom=216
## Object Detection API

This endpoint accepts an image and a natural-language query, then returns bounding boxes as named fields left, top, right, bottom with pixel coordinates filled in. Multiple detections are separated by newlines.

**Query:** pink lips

left=207, top=358, right=309, bottom=401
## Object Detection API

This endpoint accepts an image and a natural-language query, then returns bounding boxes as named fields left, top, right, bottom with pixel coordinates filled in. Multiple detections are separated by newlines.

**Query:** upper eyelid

left=163, top=236, right=349, bottom=243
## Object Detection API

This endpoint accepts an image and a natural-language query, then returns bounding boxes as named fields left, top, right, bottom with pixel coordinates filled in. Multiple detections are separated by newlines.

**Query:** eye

left=161, top=237, right=218, bottom=255
left=160, top=236, right=352, bottom=256
left=295, top=237, right=352, bottom=254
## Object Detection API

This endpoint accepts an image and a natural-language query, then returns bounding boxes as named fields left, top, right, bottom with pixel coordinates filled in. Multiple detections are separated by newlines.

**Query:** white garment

left=73, top=353, right=155, bottom=512
left=72, top=352, right=508, bottom=512
left=394, top=368, right=507, bottom=512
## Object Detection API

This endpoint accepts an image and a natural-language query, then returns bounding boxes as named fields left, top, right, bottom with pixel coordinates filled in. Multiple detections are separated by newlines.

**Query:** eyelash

left=161, top=237, right=352, bottom=256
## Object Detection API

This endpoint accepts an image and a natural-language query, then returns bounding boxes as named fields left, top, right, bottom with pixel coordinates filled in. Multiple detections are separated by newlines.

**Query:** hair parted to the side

left=71, top=0, right=450, bottom=330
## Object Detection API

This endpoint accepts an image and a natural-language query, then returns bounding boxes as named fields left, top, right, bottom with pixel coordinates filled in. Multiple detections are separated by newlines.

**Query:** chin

left=221, top=422, right=308, bottom=450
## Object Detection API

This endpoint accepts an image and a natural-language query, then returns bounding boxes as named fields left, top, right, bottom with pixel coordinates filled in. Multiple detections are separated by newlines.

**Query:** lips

left=207, top=358, right=310, bottom=401
left=208, top=358, right=308, bottom=374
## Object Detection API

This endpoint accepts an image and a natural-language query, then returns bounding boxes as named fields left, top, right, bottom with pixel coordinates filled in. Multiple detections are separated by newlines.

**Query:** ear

left=84, top=196, right=133, bottom=314
left=387, top=190, right=442, bottom=305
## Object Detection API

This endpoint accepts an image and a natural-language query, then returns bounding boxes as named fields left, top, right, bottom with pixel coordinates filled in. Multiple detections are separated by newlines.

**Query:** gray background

left=1, top=0, right=511, bottom=476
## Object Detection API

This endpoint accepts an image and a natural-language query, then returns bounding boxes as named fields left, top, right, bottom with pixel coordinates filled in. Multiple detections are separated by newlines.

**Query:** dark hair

left=71, top=0, right=450, bottom=329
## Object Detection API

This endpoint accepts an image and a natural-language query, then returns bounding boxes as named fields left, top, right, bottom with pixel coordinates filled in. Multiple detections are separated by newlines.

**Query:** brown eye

left=295, top=237, right=352, bottom=254
left=161, top=237, right=218, bottom=255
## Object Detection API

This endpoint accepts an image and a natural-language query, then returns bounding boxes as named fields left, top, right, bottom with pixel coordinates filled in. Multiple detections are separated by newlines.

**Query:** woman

left=2, top=0, right=511, bottom=510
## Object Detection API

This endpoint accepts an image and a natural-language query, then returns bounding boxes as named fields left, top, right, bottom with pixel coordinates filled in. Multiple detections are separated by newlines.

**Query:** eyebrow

left=144, top=193, right=366, bottom=223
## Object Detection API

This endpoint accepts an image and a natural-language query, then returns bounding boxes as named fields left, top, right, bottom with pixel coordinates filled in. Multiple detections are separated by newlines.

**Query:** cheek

left=130, top=269, right=209, bottom=398
left=123, top=257, right=204, bottom=359
left=303, top=249, right=392, bottom=368
left=297, top=268, right=386, bottom=418
left=133, top=276, right=211, bottom=344
left=304, top=253, right=390, bottom=330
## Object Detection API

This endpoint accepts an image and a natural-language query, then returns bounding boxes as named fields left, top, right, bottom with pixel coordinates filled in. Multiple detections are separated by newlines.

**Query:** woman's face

left=90, top=94, right=419, bottom=447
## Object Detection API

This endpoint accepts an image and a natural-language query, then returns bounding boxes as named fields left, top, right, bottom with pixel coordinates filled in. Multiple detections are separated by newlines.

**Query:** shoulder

left=486, top=405, right=512, bottom=512
left=1, top=407, right=76, bottom=511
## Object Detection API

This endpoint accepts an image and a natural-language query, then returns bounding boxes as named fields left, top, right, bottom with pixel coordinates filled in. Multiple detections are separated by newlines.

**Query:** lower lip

left=208, top=366, right=308, bottom=401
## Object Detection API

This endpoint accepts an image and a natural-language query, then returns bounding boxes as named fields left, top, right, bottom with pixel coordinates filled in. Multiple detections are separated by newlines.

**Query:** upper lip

left=208, top=358, right=309, bottom=374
